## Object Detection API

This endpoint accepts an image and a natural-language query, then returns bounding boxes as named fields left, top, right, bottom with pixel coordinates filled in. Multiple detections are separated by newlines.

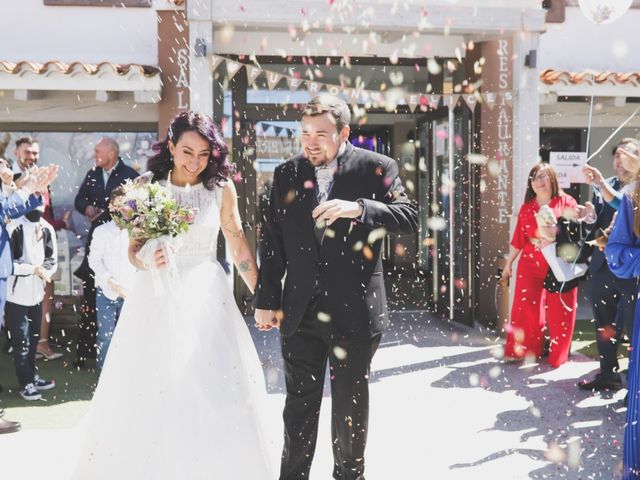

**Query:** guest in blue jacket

left=605, top=142, right=640, bottom=480
left=578, top=140, right=638, bottom=392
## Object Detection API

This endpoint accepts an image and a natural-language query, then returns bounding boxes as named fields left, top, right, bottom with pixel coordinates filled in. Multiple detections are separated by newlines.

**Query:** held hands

left=312, top=199, right=363, bottom=227
left=254, top=308, right=282, bottom=332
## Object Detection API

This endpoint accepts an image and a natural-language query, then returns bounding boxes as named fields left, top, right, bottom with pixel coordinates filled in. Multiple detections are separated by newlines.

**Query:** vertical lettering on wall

left=476, top=37, right=514, bottom=324
left=157, top=10, right=190, bottom=137
left=496, top=39, right=511, bottom=225
left=176, top=48, right=189, bottom=109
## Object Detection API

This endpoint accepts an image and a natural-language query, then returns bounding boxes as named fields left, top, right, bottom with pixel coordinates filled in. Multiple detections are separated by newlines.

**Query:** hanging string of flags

left=211, top=54, right=514, bottom=113
left=259, top=122, right=297, bottom=138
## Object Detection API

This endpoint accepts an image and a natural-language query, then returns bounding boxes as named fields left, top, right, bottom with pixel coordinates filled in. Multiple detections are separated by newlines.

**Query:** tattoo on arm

left=221, top=214, right=243, bottom=238
left=238, top=260, right=251, bottom=273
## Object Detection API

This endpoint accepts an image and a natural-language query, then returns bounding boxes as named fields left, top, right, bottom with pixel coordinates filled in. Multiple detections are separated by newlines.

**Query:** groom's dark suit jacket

left=255, top=142, right=418, bottom=341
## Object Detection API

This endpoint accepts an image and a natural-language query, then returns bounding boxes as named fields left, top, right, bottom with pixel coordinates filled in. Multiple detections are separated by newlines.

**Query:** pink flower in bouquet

left=184, top=209, right=198, bottom=224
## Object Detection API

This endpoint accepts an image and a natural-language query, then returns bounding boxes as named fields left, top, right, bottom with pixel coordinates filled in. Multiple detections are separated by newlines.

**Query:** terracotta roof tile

left=540, top=69, right=640, bottom=87
left=0, top=61, right=159, bottom=77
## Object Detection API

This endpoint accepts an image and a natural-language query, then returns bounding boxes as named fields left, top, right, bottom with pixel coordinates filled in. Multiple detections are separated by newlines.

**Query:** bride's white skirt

left=72, top=258, right=275, bottom=479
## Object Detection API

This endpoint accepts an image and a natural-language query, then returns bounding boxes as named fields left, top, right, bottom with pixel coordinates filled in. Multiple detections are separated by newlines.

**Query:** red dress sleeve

left=510, top=203, right=528, bottom=249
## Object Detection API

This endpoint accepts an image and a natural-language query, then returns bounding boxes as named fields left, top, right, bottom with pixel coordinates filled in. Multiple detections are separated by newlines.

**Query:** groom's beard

left=304, top=147, right=333, bottom=166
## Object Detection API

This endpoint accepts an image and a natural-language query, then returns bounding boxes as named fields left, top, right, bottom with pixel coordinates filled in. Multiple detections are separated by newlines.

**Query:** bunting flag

left=210, top=55, right=224, bottom=73
left=260, top=122, right=297, bottom=138
left=211, top=55, right=516, bottom=114
left=305, top=81, right=324, bottom=95
left=266, top=71, right=284, bottom=90
left=225, top=59, right=242, bottom=80
left=461, top=93, right=479, bottom=111
left=407, top=94, right=419, bottom=113
left=287, top=76, right=303, bottom=91
left=343, top=87, right=361, bottom=106
left=482, top=92, right=497, bottom=110
left=447, top=94, right=460, bottom=111
left=324, top=83, right=342, bottom=97
left=500, top=91, right=514, bottom=107
left=428, top=94, right=442, bottom=109
left=246, top=65, right=263, bottom=85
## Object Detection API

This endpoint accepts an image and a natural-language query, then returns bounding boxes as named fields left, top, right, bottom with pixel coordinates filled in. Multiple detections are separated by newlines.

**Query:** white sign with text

left=549, top=152, right=587, bottom=188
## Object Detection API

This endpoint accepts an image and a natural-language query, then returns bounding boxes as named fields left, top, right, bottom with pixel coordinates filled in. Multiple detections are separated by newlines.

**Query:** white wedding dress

left=72, top=181, right=275, bottom=479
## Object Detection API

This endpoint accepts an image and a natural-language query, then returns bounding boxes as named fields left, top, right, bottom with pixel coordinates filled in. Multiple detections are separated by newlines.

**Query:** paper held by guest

left=540, top=243, right=588, bottom=282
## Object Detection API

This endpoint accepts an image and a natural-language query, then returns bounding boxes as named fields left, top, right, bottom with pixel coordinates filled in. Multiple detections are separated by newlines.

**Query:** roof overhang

left=0, top=61, right=162, bottom=103
left=539, top=69, right=640, bottom=98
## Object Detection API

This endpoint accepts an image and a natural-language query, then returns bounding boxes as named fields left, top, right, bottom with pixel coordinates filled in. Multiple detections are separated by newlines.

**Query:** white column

left=509, top=31, right=541, bottom=302
left=511, top=31, right=541, bottom=212
left=188, top=0, right=213, bottom=117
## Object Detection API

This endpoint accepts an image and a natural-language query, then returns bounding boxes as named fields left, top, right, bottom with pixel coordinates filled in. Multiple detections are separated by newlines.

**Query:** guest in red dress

left=501, top=163, right=579, bottom=367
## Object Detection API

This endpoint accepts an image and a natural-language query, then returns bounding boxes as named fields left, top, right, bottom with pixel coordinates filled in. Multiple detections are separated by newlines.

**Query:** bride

left=72, top=111, right=275, bottom=479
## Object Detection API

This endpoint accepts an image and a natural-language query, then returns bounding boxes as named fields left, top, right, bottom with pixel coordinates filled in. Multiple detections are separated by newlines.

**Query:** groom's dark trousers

left=280, top=292, right=381, bottom=480
left=255, top=142, right=417, bottom=480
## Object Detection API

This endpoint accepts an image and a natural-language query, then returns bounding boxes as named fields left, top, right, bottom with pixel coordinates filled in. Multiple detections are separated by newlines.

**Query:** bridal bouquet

left=110, top=176, right=197, bottom=240
left=110, top=174, right=198, bottom=293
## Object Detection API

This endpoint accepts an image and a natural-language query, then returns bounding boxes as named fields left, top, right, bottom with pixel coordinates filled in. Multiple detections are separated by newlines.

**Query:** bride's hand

left=254, top=308, right=281, bottom=331
left=153, top=247, right=168, bottom=269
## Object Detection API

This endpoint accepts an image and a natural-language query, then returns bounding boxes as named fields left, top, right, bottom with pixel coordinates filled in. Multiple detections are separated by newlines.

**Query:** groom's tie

left=316, top=166, right=334, bottom=204
left=314, top=165, right=334, bottom=246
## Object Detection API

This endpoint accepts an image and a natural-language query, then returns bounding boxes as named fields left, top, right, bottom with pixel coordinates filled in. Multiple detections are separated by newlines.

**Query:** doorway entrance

left=416, top=105, right=479, bottom=323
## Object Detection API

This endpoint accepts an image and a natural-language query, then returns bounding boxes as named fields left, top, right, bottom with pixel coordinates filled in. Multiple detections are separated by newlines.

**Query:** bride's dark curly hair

left=147, top=111, right=231, bottom=190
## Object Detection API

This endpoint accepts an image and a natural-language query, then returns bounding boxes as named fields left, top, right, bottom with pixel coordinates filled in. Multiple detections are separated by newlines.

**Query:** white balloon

left=578, top=0, right=632, bottom=24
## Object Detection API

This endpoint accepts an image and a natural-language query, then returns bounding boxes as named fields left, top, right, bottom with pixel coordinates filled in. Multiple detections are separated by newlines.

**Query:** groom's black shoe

left=577, top=373, right=622, bottom=391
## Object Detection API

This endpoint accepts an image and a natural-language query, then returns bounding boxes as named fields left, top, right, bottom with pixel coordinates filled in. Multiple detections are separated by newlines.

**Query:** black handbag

left=544, top=218, right=593, bottom=293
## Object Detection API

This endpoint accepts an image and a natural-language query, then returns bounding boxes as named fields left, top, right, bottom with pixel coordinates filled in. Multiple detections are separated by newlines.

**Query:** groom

left=255, top=95, right=417, bottom=480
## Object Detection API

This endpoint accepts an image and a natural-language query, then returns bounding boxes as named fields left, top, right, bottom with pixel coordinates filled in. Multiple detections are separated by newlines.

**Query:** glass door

left=417, top=106, right=476, bottom=323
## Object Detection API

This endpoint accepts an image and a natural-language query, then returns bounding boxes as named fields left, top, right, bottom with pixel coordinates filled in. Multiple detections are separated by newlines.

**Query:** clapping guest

left=11, top=137, right=69, bottom=361
left=88, top=188, right=136, bottom=373
left=73, top=138, right=138, bottom=367
left=501, top=163, right=580, bottom=367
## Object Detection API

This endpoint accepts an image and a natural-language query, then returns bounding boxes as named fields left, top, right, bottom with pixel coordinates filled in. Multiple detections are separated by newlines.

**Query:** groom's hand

left=254, top=308, right=281, bottom=331
left=312, top=199, right=363, bottom=226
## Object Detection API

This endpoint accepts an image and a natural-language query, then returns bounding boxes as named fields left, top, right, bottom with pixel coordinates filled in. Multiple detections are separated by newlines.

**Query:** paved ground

left=0, top=311, right=628, bottom=479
